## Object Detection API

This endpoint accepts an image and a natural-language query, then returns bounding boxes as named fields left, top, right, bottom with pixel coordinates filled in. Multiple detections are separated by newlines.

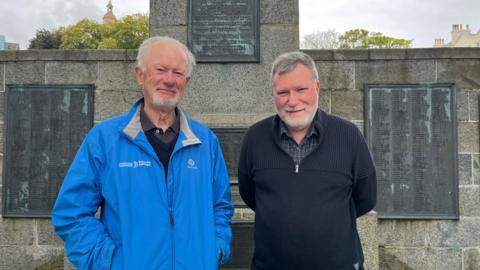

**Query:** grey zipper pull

left=295, top=164, right=299, bottom=173
left=170, top=213, right=175, bottom=226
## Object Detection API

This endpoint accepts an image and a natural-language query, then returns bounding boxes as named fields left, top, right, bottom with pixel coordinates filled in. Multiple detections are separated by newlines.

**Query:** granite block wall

left=0, top=0, right=478, bottom=268
left=307, top=48, right=480, bottom=270
left=1, top=47, right=479, bottom=270
left=150, top=0, right=299, bottom=127
left=0, top=51, right=141, bottom=269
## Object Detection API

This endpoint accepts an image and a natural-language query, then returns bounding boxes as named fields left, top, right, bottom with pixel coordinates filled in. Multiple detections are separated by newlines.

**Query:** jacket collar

left=122, top=98, right=201, bottom=147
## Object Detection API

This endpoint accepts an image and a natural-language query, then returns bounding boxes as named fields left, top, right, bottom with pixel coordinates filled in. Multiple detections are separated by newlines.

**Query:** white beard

left=276, top=99, right=318, bottom=132
left=151, top=95, right=180, bottom=111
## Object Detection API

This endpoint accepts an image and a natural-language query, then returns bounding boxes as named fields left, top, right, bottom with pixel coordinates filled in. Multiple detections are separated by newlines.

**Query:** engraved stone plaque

left=3, top=84, right=94, bottom=217
left=212, top=128, right=246, bottom=180
left=365, top=84, right=458, bottom=219
left=220, top=222, right=254, bottom=269
left=188, top=0, right=260, bottom=62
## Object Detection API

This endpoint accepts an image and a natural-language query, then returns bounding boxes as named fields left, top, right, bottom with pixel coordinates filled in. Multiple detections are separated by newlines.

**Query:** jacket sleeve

left=352, top=129, right=377, bottom=217
left=52, top=129, right=115, bottom=270
left=211, top=135, right=234, bottom=265
left=238, top=129, right=256, bottom=211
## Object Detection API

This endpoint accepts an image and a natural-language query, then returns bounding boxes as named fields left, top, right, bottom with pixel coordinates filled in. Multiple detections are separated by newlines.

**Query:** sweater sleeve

left=352, top=129, right=377, bottom=217
left=238, top=129, right=256, bottom=211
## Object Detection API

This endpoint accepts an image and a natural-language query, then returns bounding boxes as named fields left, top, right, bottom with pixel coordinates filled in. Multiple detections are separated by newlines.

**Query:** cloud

left=0, top=0, right=138, bottom=49
left=2, top=0, right=479, bottom=49
left=44, top=1, right=104, bottom=26
left=300, top=0, right=480, bottom=47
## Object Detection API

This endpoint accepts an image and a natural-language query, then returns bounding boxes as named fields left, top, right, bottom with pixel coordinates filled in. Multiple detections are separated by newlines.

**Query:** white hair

left=136, top=36, right=196, bottom=77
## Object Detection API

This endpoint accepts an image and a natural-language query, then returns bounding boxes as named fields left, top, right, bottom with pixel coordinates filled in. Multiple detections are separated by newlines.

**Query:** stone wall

left=307, top=48, right=480, bottom=270
left=150, top=0, right=299, bottom=127
left=0, top=0, right=479, bottom=268
left=0, top=50, right=143, bottom=269
left=2, top=47, right=479, bottom=270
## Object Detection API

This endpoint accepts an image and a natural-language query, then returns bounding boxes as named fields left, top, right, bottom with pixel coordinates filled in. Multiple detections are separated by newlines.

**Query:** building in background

left=0, top=34, right=19, bottom=50
left=6, top=42, right=20, bottom=50
left=103, top=0, right=117, bottom=26
left=434, top=24, right=480, bottom=47
left=0, top=35, right=5, bottom=50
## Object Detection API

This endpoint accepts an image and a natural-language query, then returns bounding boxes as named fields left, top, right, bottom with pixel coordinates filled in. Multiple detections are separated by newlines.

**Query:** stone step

left=230, top=179, right=248, bottom=208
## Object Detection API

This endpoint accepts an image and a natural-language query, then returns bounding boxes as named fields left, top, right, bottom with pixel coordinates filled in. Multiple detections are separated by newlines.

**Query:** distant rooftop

left=434, top=24, right=480, bottom=47
left=0, top=34, right=19, bottom=51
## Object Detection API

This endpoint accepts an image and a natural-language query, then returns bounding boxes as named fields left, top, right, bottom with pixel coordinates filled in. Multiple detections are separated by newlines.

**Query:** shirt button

left=156, top=129, right=160, bottom=134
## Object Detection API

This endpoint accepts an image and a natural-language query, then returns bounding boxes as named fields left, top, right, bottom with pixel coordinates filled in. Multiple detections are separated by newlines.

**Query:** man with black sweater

left=238, top=51, right=376, bottom=270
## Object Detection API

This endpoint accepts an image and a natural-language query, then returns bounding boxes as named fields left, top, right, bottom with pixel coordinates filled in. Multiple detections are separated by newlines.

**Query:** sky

left=0, top=0, right=479, bottom=49
left=300, top=0, right=480, bottom=48
left=0, top=0, right=149, bottom=49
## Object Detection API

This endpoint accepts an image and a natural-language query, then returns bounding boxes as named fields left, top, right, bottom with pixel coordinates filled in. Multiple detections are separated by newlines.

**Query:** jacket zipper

left=167, top=176, right=175, bottom=270
left=170, top=207, right=175, bottom=270
left=167, top=155, right=175, bottom=270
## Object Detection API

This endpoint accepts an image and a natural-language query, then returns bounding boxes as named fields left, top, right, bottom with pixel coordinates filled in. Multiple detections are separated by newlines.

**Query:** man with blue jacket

left=52, top=36, right=234, bottom=270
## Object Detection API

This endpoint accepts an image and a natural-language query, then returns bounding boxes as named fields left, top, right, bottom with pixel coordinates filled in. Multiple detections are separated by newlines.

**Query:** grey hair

left=136, top=36, right=196, bottom=77
left=270, top=51, right=319, bottom=83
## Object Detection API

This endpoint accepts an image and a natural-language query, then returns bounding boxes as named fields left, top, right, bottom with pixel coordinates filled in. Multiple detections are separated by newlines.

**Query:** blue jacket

left=52, top=99, right=234, bottom=270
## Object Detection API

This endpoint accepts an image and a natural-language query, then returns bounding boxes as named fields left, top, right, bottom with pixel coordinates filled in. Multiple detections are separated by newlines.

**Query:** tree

left=337, top=29, right=369, bottom=48
left=301, top=30, right=339, bottom=49
left=364, top=32, right=412, bottom=48
left=109, top=14, right=149, bottom=49
left=338, top=29, right=412, bottom=49
left=28, top=29, right=63, bottom=49
left=98, top=37, right=119, bottom=49
left=60, top=19, right=104, bottom=49
left=55, top=14, right=149, bottom=49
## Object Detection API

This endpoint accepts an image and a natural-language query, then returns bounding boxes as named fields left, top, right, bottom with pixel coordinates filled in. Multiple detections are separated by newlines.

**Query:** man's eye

left=298, top=88, right=308, bottom=92
left=277, top=91, right=288, bottom=96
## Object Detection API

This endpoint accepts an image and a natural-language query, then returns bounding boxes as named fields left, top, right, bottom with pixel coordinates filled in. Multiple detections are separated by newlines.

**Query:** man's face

left=273, top=64, right=320, bottom=132
left=135, top=41, right=189, bottom=112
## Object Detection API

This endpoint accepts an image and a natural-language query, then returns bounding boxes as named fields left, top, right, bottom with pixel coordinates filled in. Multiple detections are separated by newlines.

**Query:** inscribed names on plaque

left=3, top=84, right=94, bottom=217
left=188, top=0, right=259, bottom=62
left=212, top=128, right=246, bottom=180
left=365, top=84, right=458, bottom=219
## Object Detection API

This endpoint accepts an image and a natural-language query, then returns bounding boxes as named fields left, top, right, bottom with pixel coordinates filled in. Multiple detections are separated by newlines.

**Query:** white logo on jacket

left=118, top=160, right=151, bottom=168
left=187, top=158, right=198, bottom=169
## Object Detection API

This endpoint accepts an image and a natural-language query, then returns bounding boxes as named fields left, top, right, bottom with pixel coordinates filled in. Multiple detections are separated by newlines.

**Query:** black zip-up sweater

left=238, top=110, right=377, bottom=270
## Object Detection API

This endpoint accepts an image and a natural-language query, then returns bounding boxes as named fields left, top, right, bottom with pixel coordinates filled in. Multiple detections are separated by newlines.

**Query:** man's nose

left=163, top=71, right=176, bottom=85
left=287, top=92, right=299, bottom=106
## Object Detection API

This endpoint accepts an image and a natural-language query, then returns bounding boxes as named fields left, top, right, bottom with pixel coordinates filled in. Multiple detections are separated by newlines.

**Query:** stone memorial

left=187, top=0, right=260, bottom=62
left=212, top=128, right=247, bottom=178
left=365, top=83, right=458, bottom=219
left=3, top=84, right=93, bottom=217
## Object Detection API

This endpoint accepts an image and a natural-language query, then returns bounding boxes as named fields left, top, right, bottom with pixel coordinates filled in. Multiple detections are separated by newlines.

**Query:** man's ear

left=315, top=80, right=320, bottom=95
left=134, top=66, right=144, bottom=85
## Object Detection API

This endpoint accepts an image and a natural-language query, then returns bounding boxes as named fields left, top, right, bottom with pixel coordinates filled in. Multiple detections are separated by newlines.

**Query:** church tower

left=102, top=0, right=117, bottom=26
